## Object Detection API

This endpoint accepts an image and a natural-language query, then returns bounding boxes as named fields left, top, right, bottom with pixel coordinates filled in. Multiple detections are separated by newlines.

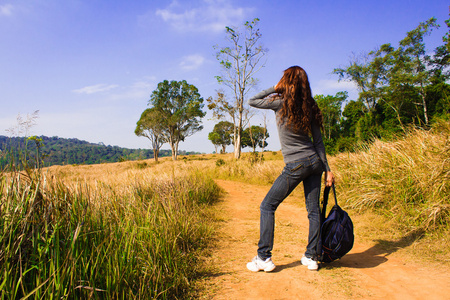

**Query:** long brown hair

left=274, top=66, right=323, bottom=134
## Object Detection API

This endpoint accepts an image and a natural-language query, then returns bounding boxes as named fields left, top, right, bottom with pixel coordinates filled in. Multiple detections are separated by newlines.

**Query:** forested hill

left=0, top=135, right=198, bottom=167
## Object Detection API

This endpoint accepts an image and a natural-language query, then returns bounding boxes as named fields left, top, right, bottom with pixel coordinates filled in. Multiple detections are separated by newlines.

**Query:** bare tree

left=211, top=18, right=267, bottom=159
left=261, top=112, right=268, bottom=155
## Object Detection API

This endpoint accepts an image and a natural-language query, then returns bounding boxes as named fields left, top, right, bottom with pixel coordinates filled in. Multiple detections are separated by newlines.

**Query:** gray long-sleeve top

left=248, top=86, right=330, bottom=171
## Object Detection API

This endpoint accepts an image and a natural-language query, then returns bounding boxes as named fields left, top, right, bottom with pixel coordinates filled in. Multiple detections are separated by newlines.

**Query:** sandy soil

left=201, top=180, right=450, bottom=300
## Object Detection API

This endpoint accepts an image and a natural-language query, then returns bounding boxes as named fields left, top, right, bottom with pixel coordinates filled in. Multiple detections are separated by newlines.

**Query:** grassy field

left=0, top=120, right=449, bottom=298
left=0, top=158, right=222, bottom=299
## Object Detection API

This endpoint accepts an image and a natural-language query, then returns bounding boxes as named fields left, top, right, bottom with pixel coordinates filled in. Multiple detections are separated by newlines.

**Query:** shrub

left=216, top=158, right=226, bottom=167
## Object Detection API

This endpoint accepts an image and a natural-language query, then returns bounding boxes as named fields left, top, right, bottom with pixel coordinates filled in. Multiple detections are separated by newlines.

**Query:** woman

left=246, top=66, right=335, bottom=272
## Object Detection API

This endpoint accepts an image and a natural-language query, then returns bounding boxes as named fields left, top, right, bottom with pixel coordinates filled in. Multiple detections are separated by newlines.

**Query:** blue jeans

left=257, top=153, right=323, bottom=261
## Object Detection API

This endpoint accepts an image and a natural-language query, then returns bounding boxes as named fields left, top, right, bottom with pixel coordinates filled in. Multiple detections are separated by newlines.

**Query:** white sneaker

left=301, top=256, right=319, bottom=271
left=246, top=255, right=276, bottom=272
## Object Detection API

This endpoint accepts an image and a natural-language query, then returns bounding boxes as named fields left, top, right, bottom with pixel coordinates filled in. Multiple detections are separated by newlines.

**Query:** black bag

left=320, top=184, right=354, bottom=263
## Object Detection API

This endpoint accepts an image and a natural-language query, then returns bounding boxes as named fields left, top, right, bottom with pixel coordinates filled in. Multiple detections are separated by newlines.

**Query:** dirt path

left=202, top=180, right=450, bottom=300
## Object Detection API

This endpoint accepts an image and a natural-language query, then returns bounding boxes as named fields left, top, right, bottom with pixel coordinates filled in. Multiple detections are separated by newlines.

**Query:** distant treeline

left=0, top=136, right=200, bottom=168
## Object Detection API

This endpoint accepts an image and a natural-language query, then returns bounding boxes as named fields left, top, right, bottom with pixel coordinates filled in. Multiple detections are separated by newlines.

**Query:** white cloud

left=155, top=0, right=253, bottom=33
left=72, top=77, right=156, bottom=101
left=130, top=76, right=156, bottom=89
left=72, top=84, right=119, bottom=94
left=180, top=54, right=205, bottom=70
left=109, top=77, right=157, bottom=101
left=315, top=79, right=358, bottom=94
left=319, top=79, right=357, bottom=90
left=311, top=79, right=360, bottom=101
left=0, top=4, right=13, bottom=16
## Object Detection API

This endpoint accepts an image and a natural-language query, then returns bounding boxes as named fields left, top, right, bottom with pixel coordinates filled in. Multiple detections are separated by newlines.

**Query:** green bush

left=216, top=158, right=226, bottom=167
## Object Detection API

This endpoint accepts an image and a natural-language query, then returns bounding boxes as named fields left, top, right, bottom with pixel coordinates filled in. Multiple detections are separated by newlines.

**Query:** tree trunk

left=234, top=135, right=241, bottom=159
left=169, top=139, right=179, bottom=161
left=328, top=122, right=331, bottom=140
left=153, top=148, right=159, bottom=162
left=234, top=103, right=244, bottom=159
left=152, top=138, right=160, bottom=162
left=234, top=116, right=242, bottom=159
left=171, top=142, right=178, bottom=161
left=261, top=113, right=268, bottom=159
left=420, top=86, right=429, bottom=125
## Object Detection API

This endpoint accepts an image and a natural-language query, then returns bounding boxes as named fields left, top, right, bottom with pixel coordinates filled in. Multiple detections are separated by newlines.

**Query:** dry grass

left=202, top=151, right=284, bottom=185
left=0, top=155, right=222, bottom=299
left=332, top=121, right=450, bottom=231
left=330, top=120, right=450, bottom=264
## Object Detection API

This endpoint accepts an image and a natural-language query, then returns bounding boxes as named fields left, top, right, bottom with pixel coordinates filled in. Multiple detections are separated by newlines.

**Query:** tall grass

left=0, top=152, right=221, bottom=298
left=333, top=120, right=450, bottom=234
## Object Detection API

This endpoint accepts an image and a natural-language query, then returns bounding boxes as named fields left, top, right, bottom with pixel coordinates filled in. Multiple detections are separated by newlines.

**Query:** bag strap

left=321, top=183, right=337, bottom=221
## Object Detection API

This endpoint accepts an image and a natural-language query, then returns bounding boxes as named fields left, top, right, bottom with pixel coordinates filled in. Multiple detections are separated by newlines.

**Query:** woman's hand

left=325, top=171, right=335, bottom=187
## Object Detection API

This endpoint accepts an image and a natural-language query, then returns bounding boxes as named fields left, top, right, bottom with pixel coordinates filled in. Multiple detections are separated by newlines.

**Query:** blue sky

left=1, top=0, right=448, bottom=153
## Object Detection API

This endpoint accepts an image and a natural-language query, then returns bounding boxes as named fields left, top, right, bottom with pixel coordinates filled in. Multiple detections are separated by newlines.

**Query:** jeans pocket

left=291, top=163, right=305, bottom=172
left=287, top=160, right=307, bottom=173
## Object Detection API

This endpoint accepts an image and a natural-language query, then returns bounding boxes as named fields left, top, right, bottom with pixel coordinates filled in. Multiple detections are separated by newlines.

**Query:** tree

left=208, top=132, right=221, bottom=154
left=333, top=51, right=388, bottom=113
left=387, top=18, right=439, bottom=125
left=341, top=100, right=366, bottom=136
left=334, top=18, right=440, bottom=129
left=149, top=80, right=205, bottom=161
left=241, top=125, right=269, bottom=152
left=211, top=18, right=267, bottom=159
left=427, top=16, right=450, bottom=82
left=425, top=15, right=450, bottom=120
left=135, top=107, right=166, bottom=161
left=208, top=121, right=233, bottom=153
left=315, top=92, right=348, bottom=140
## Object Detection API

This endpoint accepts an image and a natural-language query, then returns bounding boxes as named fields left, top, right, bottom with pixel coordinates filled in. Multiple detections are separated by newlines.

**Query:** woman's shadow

left=321, top=229, right=425, bottom=270
left=273, top=229, right=424, bottom=271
